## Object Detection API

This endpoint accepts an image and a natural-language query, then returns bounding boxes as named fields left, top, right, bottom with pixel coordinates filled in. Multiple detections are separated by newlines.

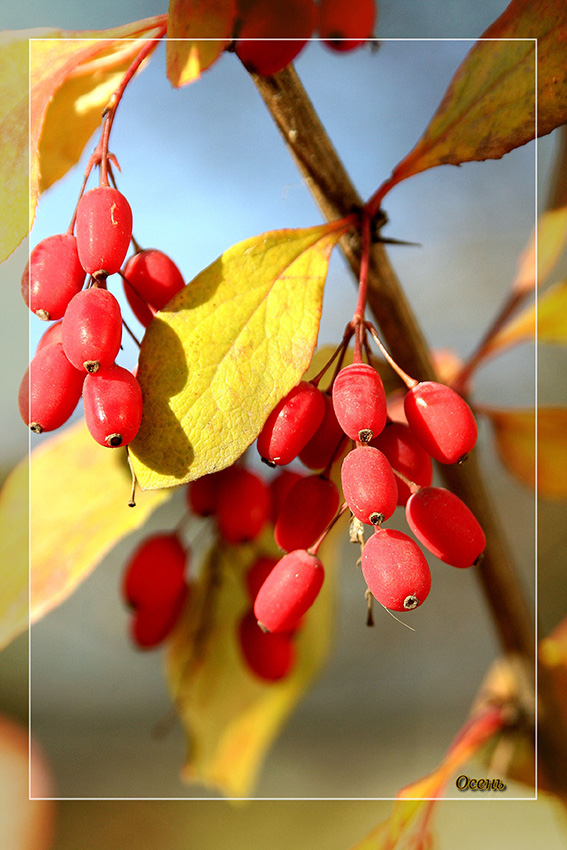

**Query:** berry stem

left=311, top=324, right=354, bottom=386
left=366, top=321, right=418, bottom=388
left=309, top=502, right=350, bottom=555
left=352, top=209, right=372, bottom=363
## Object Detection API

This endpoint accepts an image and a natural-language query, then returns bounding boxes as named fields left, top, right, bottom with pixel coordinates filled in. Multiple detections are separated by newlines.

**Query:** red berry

left=62, top=287, right=122, bottom=373
left=269, top=468, right=303, bottom=523
left=234, top=0, right=317, bottom=75
left=254, top=549, right=324, bottom=633
left=257, top=381, right=326, bottom=466
left=238, top=610, right=295, bottom=681
left=123, top=250, right=185, bottom=315
left=299, top=391, right=345, bottom=470
left=123, top=533, right=188, bottom=611
left=130, top=596, right=188, bottom=650
left=371, top=422, right=433, bottom=506
left=274, top=474, right=339, bottom=551
left=361, top=528, right=431, bottom=612
left=75, top=186, right=133, bottom=277
left=22, top=233, right=86, bottom=320
left=18, top=342, right=84, bottom=433
left=319, top=0, right=376, bottom=51
left=340, top=445, right=398, bottom=525
left=405, top=487, right=486, bottom=569
left=245, top=555, right=279, bottom=601
left=123, top=278, right=155, bottom=327
left=216, top=466, right=270, bottom=544
left=403, top=381, right=477, bottom=464
left=36, top=320, right=63, bottom=353
left=186, top=468, right=230, bottom=517
left=83, top=364, right=143, bottom=448
left=332, top=362, right=387, bottom=443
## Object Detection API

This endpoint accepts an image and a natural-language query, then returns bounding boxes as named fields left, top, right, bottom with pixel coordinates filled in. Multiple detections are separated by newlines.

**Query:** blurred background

left=1, top=0, right=567, bottom=847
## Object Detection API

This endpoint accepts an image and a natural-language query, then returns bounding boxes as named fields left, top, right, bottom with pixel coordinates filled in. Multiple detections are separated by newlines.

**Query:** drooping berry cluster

left=232, top=0, right=378, bottom=76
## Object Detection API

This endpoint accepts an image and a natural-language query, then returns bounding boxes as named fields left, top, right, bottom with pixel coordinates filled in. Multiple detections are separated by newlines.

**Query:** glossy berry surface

left=340, top=446, right=398, bottom=525
left=19, top=342, right=84, bottom=433
left=403, top=381, right=477, bottom=464
left=361, top=528, right=431, bottom=612
left=371, top=421, right=433, bottom=506
left=238, top=610, right=295, bottom=681
left=274, top=474, right=339, bottom=552
left=254, top=549, right=324, bottom=633
left=75, top=186, right=133, bottom=277
left=332, top=362, right=387, bottom=443
left=123, top=249, right=185, bottom=315
left=22, top=233, right=86, bottom=320
left=405, top=486, right=486, bottom=568
left=319, top=0, right=376, bottom=51
left=216, top=466, right=270, bottom=544
left=62, top=287, right=122, bottom=373
left=234, top=0, right=317, bottom=75
left=257, top=381, right=325, bottom=466
left=299, top=391, right=345, bottom=470
left=83, top=364, right=143, bottom=447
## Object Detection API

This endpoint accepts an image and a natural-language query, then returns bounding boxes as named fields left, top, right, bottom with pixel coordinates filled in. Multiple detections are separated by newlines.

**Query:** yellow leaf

left=166, top=0, right=236, bottom=87
left=129, top=221, right=349, bottom=490
left=483, top=407, right=567, bottom=498
left=166, top=525, right=340, bottom=797
left=0, top=420, right=171, bottom=645
left=26, top=17, right=166, bottom=231
left=484, top=279, right=567, bottom=356
left=513, top=206, right=567, bottom=294
left=0, top=34, right=31, bottom=262
left=373, top=0, right=567, bottom=203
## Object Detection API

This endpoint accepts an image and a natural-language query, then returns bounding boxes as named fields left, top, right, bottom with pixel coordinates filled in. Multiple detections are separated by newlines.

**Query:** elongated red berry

left=403, top=381, right=477, bottom=464
left=319, top=0, right=376, bottom=51
left=123, top=533, right=188, bottom=611
left=234, top=0, right=317, bottom=76
left=254, top=549, right=324, bottom=633
left=130, top=596, right=188, bottom=649
left=269, top=468, right=303, bottom=523
left=62, top=287, right=122, bottom=373
left=246, top=555, right=279, bottom=601
left=332, top=362, right=387, bottom=443
left=371, top=422, right=433, bottom=506
left=406, top=487, right=486, bottom=568
left=36, top=320, right=63, bottom=353
left=83, top=364, right=143, bottom=447
left=340, top=446, right=398, bottom=525
left=19, top=342, right=84, bottom=433
left=22, top=233, right=86, bottom=321
left=123, top=249, right=185, bottom=317
left=257, top=381, right=326, bottom=466
left=75, top=186, right=133, bottom=277
left=361, top=528, right=431, bottom=612
left=238, top=610, right=295, bottom=681
left=186, top=468, right=230, bottom=517
left=274, top=474, right=339, bottom=552
left=299, top=391, right=345, bottom=470
left=216, top=466, right=270, bottom=544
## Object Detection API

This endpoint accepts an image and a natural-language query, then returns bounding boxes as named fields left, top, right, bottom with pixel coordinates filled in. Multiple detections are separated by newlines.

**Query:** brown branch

left=251, top=64, right=567, bottom=797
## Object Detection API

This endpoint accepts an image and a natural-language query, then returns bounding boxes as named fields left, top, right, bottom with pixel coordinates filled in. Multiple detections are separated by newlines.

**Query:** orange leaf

left=483, top=407, right=567, bottom=498
left=513, top=206, right=567, bottom=294
left=372, top=0, right=567, bottom=205
left=166, top=0, right=237, bottom=87
left=28, top=16, right=166, bottom=230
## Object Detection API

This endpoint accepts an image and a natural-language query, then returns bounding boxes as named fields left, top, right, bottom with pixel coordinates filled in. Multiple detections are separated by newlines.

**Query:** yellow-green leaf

left=483, top=407, right=567, bottom=498
left=166, top=526, right=340, bottom=797
left=129, top=221, right=349, bottom=490
left=0, top=420, right=171, bottom=647
left=483, top=279, right=567, bottom=357
left=374, top=0, right=567, bottom=203
left=166, top=0, right=236, bottom=87
left=513, top=206, right=567, bottom=294
left=27, top=17, right=166, bottom=231
left=0, top=34, right=31, bottom=262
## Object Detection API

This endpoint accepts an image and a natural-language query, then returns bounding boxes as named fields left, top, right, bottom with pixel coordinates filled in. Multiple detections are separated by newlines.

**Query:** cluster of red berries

left=19, top=184, right=185, bottom=448
left=233, top=0, right=377, bottom=75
